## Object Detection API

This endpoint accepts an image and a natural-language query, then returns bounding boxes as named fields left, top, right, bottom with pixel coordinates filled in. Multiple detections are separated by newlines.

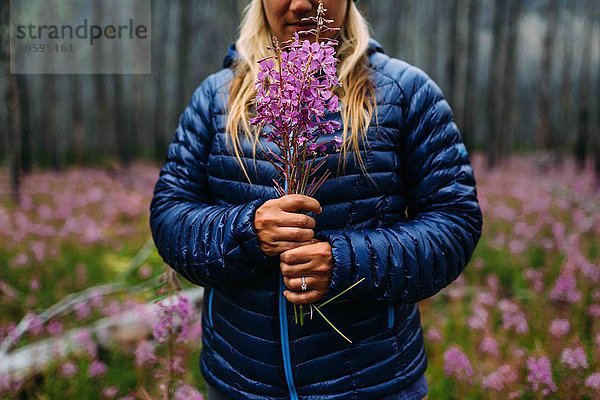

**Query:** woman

left=149, top=0, right=483, bottom=399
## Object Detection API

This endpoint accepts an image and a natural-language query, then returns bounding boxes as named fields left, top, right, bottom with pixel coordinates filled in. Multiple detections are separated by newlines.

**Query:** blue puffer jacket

left=149, top=39, right=483, bottom=400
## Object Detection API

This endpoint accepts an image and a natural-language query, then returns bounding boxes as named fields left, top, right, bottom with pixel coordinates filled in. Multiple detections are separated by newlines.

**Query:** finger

left=271, top=227, right=314, bottom=242
left=273, top=241, right=315, bottom=254
left=283, top=290, right=322, bottom=305
left=280, top=260, right=314, bottom=277
left=280, top=242, right=321, bottom=264
left=270, top=211, right=316, bottom=229
left=278, top=194, right=322, bottom=215
left=283, top=276, right=326, bottom=292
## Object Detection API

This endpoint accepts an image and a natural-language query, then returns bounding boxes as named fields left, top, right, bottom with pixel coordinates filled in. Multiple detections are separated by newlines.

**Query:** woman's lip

left=288, top=22, right=315, bottom=28
left=288, top=24, right=315, bottom=32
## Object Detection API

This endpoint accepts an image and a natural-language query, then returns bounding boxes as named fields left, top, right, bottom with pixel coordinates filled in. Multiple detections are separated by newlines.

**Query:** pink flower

left=60, top=361, right=78, bottom=378
left=88, top=360, right=107, bottom=378
left=443, top=346, right=474, bottom=382
left=526, top=356, right=557, bottom=396
left=29, top=277, right=41, bottom=291
left=72, top=329, right=98, bottom=358
left=467, top=304, right=488, bottom=330
left=425, top=327, right=442, bottom=343
left=75, top=301, right=92, bottom=320
left=587, top=304, right=600, bottom=318
left=152, top=295, right=193, bottom=344
left=135, top=340, right=156, bottom=367
left=174, top=383, right=204, bottom=400
left=549, top=319, right=570, bottom=337
left=550, top=271, right=581, bottom=303
left=479, top=336, right=499, bottom=356
left=560, top=346, right=588, bottom=370
left=0, top=373, right=24, bottom=394
left=482, top=364, right=517, bottom=391
left=25, top=312, right=44, bottom=336
left=585, top=372, right=600, bottom=390
left=46, top=320, right=63, bottom=336
left=498, top=299, right=528, bottom=334
left=524, top=268, right=545, bottom=292
left=102, top=386, right=119, bottom=399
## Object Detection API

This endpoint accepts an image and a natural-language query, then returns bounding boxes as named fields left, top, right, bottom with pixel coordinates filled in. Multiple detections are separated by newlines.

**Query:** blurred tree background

left=1, top=0, right=599, bottom=180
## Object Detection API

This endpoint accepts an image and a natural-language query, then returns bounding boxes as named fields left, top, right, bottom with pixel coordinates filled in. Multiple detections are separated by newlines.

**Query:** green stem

left=311, top=304, right=352, bottom=344
left=316, top=277, right=365, bottom=309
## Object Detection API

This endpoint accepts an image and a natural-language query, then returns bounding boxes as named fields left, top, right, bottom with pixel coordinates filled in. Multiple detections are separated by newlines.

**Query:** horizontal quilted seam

left=202, top=345, right=285, bottom=396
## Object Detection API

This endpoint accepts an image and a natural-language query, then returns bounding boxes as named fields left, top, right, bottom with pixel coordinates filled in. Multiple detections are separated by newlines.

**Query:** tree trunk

left=93, top=0, right=112, bottom=162
left=503, top=0, right=521, bottom=155
left=42, top=76, right=59, bottom=169
left=575, top=0, right=594, bottom=171
left=446, top=0, right=459, bottom=111
left=16, top=75, right=32, bottom=173
left=486, top=0, right=508, bottom=169
left=557, top=0, right=576, bottom=164
left=1, top=0, right=21, bottom=202
left=70, top=75, right=85, bottom=165
left=462, top=0, right=480, bottom=150
left=535, top=0, right=559, bottom=151
left=426, top=0, right=441, bottom=76
left=177, top=0, right=192, bottom=113
left=152, top=0, right=171, bottom=159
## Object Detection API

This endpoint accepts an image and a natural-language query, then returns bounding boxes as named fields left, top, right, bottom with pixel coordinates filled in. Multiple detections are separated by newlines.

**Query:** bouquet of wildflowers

left=250, top=2, right=342, bottom=198
left=250, top=1, right=364, bottom=343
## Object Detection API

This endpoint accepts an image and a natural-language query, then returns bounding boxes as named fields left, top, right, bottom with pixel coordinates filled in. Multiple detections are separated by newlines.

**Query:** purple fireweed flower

left=526, top=356, right=557, bottom=396
left=174, top=383, right=204, bottom=400
left=549, top=319, right=570, bottom=337
left=550, top=271, right=581, bottom=303
left=60, top=361, right=78, bottom=378
left=88, top=360, right=107, bottom=378
left=585, top=373, right=600, bottom=390
left=482, top=364, right=518, bottom=391
left=443, top=346, right=474, bottom=383
left=560, top=346, right=589, bottom=370
left=134, top=340, right=156, bottom=367
left=24, top=312, right=44, bottom=336
left=587, top=304, right=600, bottom=318
left=250, top=10, right=342, bottom=199
left=479, top=336, right=499, bottom=356
left=102, top=386, right=119, bottom=399
left=0, top=373, right=23, bottom=395
left=73, top=329, right=98, bottom=358
left=152, top=295, right=193, bottom=344
left=425, top=327, right=442, bottom=343
left=498, top=299, right=528, bottom=334
left=46, top=320, right=63, bottom=336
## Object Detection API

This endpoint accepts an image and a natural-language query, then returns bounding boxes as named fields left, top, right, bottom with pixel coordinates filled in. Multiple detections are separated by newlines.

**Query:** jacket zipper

left=207, top=288, right=215, bottom=327
left=279, top=274, right=299, bottom=400
left=387, top=305, right=395, bottom=330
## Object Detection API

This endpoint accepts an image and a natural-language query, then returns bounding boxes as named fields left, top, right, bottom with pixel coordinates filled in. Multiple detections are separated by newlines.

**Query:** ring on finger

left=301, top=276, right=308, bottom=291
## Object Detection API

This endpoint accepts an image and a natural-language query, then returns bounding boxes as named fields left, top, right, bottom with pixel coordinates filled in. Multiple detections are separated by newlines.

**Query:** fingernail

left=319, top=207, right=323, bottom=214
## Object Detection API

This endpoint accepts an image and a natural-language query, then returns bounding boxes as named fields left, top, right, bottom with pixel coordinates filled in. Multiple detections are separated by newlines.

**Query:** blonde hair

left=226, top=0, right=376, bottom=184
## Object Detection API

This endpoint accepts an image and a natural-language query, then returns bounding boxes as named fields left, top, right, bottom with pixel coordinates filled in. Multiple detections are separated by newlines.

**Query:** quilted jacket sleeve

left=315, top=67, right=483, bottom=305
left=149, top=75, right=276, bottom=288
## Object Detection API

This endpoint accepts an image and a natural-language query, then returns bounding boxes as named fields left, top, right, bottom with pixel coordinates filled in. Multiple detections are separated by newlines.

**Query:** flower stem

left=311, top=304, right=352, bottom=343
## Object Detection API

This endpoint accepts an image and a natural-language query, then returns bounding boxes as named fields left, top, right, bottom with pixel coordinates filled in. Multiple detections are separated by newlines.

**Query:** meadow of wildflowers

left=0, top=153, right=598, bottom=399
left=422, top=154, right=600, bottom=399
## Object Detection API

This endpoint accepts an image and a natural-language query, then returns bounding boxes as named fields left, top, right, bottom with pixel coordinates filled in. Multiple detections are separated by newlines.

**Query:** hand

left=280, top=241, right=333, bottom=304
left=254, top=194, right=322, bottom=257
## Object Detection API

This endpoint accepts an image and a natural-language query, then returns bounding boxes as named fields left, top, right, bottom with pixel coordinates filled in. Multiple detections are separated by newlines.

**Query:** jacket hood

left=222, top=38, right=385, bottom=69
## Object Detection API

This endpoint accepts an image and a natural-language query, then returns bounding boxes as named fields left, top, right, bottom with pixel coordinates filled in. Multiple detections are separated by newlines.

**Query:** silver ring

left=301, top=276, right=307, bottom=291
